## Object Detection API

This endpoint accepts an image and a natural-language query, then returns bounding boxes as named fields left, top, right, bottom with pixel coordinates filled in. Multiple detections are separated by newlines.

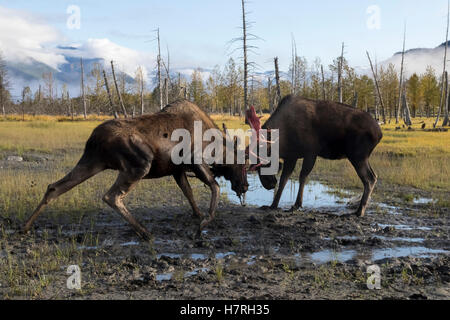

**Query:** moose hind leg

left=23, top=164, right=103, bottom=232
left=350, top=159, right=377, bottom=217
left=103, top=167, right=151, bottom=240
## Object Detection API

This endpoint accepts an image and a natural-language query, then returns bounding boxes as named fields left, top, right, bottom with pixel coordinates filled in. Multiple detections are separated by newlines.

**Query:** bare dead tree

left=321, top=64, right=326, bottom=100
left=0, top=51, right=10, bottom=117
left=80, top=58, right=87, bottom=119
left=0, top=74, right=5, bottom=117
left=402, top=89, right=412, bottom=126
left=274, top=57, right=281, bottom=108
left=164, top=77, right=169, bottom=106
left=267, top=76, right=273, bottom=113
left=352, top=92, right=359, bottom=108
left=396, top=24, right=407, bottom=124
left=103, top=70, right=117, bottom=118
left=338, top=42, right=345, bottom=104
left=140, top=76, right=145, bottom=116
left=166, top=45, right=171, bottom=85
left=444, top=83, right=450, bottom=126
left=110, top=61, right=128, bottom=118
left=161, top=50, right=171, bottom=98
left=226, top=0, right=260, bottom=112
left=241, top=0, right=249, bottom=110
left=21, top=87, right=30, bottom=121
left=156, top=28, right=163, bottom=110
left=177, top=72, right=182, bottom=98
left=436, top=0, right=450, bottom=128
left=367, top=51, right=386, bottom=123
left=291, top=34, right=298, bottom=95
left=68, top=92, right=74, bottom=121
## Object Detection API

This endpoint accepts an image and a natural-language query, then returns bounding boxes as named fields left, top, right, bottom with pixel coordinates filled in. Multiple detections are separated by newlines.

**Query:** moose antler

left=245, top=106, right=276, bottom=172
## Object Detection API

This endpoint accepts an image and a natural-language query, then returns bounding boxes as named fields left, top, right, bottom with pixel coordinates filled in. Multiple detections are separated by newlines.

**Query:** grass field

left=0, top=114, right=448, bottom=221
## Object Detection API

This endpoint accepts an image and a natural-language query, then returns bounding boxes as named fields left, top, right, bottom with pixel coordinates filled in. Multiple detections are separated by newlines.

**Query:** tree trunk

left=367, top=51, right=386, bottom=123
left=321, top=65, right=326, bottom=100
left=241, top=0, right=249, bottom=111
left=80, top=58, right=87, bottom=119
left=274, top=57, right=281, bottom=108
left=402, top=91, right=412, bottom=126
left=338, top=42, right=344, bottom=104
left=435, top=2, right=449, bottom=128
left=111, top=61, right=128, bottom=118
left=443, top=86, right=450, bottom=126
left=396, top=25, right=406, bottom=124
left=267, top=77, right=273, bottom=113
left=436, top=71, right=448, bottom=127
left=103, top=70, right=118, bottom=119
left=352, top=92, right=359, bottom=108
left=140, top=72, right=145, bottom=115
left=157, top=29, right=163, bottom=110
left=164, top=77, right=169, bottom=106
left=291, top=35, right=298, bottom=95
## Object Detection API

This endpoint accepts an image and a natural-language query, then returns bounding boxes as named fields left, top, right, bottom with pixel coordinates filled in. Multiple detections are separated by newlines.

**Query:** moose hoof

left=21, top=226, right=32, bottom=235
left=353, top=210, right=365, bottom=218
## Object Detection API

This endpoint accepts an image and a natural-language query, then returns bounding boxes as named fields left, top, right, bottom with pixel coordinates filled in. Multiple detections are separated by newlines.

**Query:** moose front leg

left=290, top=155, right=317, bottom=211
left=268, top=159, right=297, bottom=210
left=192, top=164, right=220, bottom=231
left=173, top=170, right=204, bottom=219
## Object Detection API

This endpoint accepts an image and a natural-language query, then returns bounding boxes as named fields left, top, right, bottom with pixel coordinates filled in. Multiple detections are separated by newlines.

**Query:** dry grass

left=310, top=118, right=449, bottom=192
left=0, top=115, right=448, bottom=222
left=211, top=115, right=449, bottom=192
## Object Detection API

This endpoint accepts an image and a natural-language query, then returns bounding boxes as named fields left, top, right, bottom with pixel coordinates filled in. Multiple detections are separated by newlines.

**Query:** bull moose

left=247, top=95, right=383, bottom=217
left=23, top=100, right=248, bottom=239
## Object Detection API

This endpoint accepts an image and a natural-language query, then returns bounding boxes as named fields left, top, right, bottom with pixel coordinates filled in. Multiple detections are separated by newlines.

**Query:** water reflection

left=220, top=175, right=352, bottom=209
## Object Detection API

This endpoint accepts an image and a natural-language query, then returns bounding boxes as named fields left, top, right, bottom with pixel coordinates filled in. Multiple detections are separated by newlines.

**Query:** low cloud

left=381, top=44, right=446, bottom=77
left=0, top=6, right=66, bottom=69
left=0, top=6, right=155, bottom=81
left=67, top=38, right=155, bottom=80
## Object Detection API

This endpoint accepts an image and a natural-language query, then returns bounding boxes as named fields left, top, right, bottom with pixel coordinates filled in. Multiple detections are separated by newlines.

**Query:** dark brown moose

left=248, top=95, right=383, bottom=217
left=23, top=100, right=248, bottom=239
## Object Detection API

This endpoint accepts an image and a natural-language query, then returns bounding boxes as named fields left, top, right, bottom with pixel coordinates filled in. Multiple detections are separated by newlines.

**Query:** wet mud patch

left=0, top=176, right=448, bottom=300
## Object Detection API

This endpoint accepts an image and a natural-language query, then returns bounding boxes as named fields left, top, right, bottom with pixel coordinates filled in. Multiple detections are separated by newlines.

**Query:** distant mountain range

left=4, top=41, right=447, bottom=98
left=5, top=47, right=135, bottom=98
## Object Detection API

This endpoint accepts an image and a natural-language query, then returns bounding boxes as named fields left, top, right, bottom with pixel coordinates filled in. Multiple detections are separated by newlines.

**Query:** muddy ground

left=1, top=173, right=449, bottom=300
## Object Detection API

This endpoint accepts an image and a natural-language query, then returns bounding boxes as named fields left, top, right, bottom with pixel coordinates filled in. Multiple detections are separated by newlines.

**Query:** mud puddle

left=294, top=246, right=449, bottom=265
left=221, top=175, right=354, bottom=210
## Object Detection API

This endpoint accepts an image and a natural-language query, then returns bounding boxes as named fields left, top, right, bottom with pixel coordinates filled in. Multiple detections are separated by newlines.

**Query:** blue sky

left=2, top=0, right=449, bottom=71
